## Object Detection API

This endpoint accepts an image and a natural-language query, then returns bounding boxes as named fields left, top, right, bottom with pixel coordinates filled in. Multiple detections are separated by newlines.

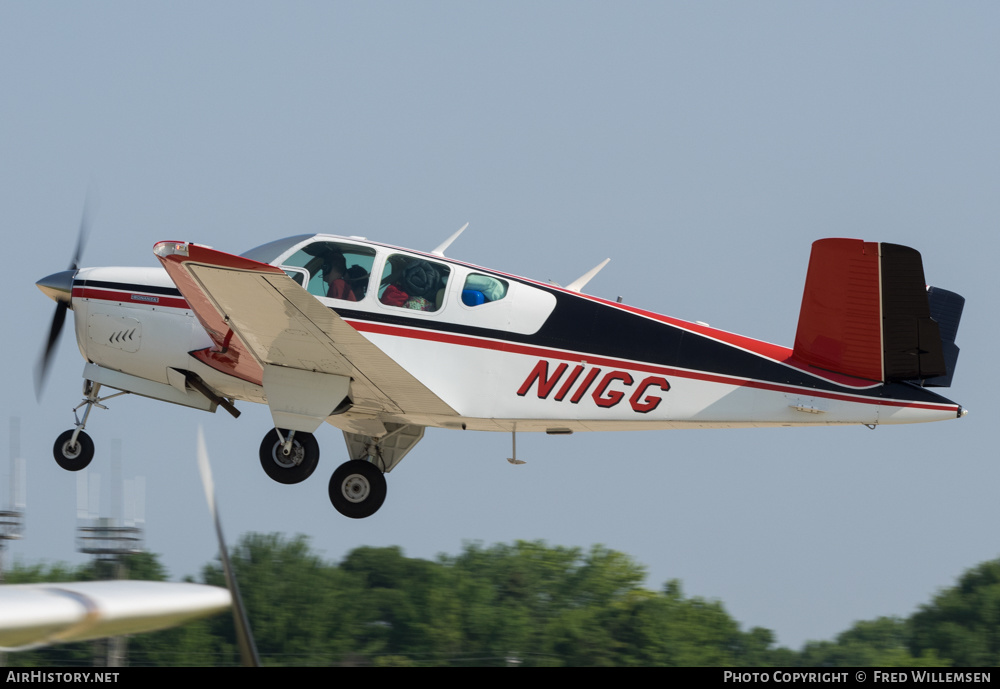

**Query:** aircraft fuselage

left=65, top=235, right=962, bottom=434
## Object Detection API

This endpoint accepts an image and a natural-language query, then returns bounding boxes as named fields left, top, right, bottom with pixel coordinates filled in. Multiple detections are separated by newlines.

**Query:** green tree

left=798, top=617, right=945, bottom=667
left=908, top=558, right=1000, bottom=666
left=337, top=544, right=461, bottom=664
left=201, top=533, right=346, bottom=665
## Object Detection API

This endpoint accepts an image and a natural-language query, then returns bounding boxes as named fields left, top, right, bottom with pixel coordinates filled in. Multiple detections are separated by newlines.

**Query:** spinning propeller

left=197, top=428, right=260, bottom=667
left=34, top=199, right=92, bottom=400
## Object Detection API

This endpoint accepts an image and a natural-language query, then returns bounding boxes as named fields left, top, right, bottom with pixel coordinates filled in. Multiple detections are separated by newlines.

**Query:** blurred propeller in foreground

left=197, top=427, right=260, bottom=667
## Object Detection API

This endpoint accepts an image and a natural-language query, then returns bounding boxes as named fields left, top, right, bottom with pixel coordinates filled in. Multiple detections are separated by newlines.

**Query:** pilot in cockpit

left=322, top=253, right=357, bottom=302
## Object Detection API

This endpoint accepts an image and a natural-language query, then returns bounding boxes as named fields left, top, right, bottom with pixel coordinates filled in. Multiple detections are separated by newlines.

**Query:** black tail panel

left=880, top=243, right=947, bottom=381
left=922, top=286, right=965, bottom=387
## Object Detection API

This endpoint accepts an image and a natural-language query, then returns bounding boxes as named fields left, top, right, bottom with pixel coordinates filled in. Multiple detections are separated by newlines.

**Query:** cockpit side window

left=462, top=273, right=509, bottom=307
left=378, top=254, right=451, bottom=312
left=282, top=241, right=376, bottom=302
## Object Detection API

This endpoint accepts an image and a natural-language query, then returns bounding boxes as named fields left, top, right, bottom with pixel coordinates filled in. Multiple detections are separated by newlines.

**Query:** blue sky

left=2, top=2, right=998, bottom=649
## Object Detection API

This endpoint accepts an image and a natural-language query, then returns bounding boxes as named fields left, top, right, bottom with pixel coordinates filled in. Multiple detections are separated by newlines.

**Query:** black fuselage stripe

left=333, top=294, right=956, bottom=406
left=75, top=279, right=183, bottom=297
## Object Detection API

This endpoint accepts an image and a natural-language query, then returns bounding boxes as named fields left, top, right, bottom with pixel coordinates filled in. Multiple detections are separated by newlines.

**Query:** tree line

left=3, top=534, right=997, bottom=666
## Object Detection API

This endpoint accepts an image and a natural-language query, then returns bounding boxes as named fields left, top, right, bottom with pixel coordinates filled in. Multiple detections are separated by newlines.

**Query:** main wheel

left=53, top=430, right=94, bottom=472
left=328, top=460, right=387, bottom=519
left=258, top=429, right=320, bottom=484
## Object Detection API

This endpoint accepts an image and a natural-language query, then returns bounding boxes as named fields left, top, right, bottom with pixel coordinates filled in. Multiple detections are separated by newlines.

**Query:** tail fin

left=792, top=239, right=962, bottom=385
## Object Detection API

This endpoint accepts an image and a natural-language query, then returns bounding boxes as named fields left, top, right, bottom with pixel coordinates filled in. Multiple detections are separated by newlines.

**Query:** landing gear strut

left=52, top=381, right=127, bottom=472
left=326, top=424, right=423, bottom=518
left=258, top=428, right=320, bottom=484
left=328, top=460, right=387, bottom=519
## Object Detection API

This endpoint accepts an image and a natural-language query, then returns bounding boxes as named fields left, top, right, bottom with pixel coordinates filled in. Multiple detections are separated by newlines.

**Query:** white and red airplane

left=36, top=226, right=965, bottom=519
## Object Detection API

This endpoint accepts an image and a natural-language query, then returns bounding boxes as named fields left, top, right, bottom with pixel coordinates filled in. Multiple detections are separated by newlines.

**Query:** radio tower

left=76, top=439, right=145, bottom=667
left=0, top=418, right=26, bottom=584
left=0, top=419, right=26, bottom=669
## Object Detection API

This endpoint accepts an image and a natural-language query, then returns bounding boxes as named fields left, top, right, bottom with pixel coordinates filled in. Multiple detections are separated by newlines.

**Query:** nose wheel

left=328, top=460, right=387, bottom=519
left=53, top=429, right=94, bottom=471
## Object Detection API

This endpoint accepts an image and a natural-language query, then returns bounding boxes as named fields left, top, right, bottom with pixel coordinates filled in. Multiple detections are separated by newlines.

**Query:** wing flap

left=155, top=242, right=457, bottom=418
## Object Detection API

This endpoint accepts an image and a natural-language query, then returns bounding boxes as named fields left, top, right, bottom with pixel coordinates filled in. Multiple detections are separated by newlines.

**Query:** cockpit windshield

left=240, top=235, right=313, bottom=264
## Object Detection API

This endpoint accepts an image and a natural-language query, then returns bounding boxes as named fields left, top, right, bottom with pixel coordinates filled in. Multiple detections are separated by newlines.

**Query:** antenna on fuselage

left=506, top=423, right=525, bottom=465
left=566, top=258, right=611, bottom=293
left=431, top=222, right=469, bottom=257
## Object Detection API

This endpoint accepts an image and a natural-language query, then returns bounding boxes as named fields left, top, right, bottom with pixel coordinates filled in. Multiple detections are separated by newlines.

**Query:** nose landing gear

left=52, top=381, right=128, bottom=472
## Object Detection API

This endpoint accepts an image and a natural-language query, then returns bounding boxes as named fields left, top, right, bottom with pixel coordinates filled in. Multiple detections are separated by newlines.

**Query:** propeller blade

left=196, top=428, right=260, bottom=667
left=34, top=301, right=68, bottom=401
left=70, top=192, right=94, bottom=271
left=34, top=191, right=95, bottom=401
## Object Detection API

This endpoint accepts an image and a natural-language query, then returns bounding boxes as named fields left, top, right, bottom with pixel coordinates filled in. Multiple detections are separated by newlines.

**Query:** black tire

left=53, top=429, right=94, bottom=471
left=328, top=460, right=387, bottom=519
left=258, top=429, right=320, bottom=484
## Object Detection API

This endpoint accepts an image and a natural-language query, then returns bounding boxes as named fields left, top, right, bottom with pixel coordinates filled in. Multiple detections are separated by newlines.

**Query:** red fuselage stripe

left=74, top=287, right=190, bottom=310
left=346, top=320, right=958, bottom=413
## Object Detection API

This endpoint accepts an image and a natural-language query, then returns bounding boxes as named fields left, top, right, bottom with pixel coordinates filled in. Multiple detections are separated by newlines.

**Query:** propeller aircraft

left=36, top=222, right=966, bottom=519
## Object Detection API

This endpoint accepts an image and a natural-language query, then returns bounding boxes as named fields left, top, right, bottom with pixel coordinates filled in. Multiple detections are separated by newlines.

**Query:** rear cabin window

left=281, top=241, right=376, bottom=302
left=462, top=273, right=508, bottom=306
left=378, top=254, right=451, bottom=312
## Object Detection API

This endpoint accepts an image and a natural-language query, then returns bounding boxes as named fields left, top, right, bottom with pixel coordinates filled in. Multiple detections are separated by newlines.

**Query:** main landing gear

left=52, top=381, right=127, bottom=472
left=257, top=426, right=391, bottom=519
left=258, top=429, right=320, bottom=484
left=328, top=460, right=387, bottom=519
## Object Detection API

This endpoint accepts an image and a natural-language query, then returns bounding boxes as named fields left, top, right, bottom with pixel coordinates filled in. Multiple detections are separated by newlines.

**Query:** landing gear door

left=342, top=423, right=425, bottom=473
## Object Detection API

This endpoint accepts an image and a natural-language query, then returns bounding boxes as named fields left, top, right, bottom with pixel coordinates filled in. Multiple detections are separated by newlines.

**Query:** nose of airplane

left=36, top=270, right=76, bottom=305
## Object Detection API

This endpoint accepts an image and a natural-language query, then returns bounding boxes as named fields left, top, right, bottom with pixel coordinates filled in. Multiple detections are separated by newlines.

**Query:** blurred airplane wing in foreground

left=0, top=580, right=231, bottom=651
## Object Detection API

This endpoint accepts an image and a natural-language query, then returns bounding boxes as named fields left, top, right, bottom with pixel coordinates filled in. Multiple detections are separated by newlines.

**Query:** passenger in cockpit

left=345, top=264, right=370, bottom=301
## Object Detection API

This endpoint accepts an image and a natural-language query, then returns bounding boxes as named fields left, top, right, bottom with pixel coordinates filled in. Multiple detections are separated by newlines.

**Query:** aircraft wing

left=0, top=581, right=230, bottom=651
left=154, top=241, right=457, bottom=418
